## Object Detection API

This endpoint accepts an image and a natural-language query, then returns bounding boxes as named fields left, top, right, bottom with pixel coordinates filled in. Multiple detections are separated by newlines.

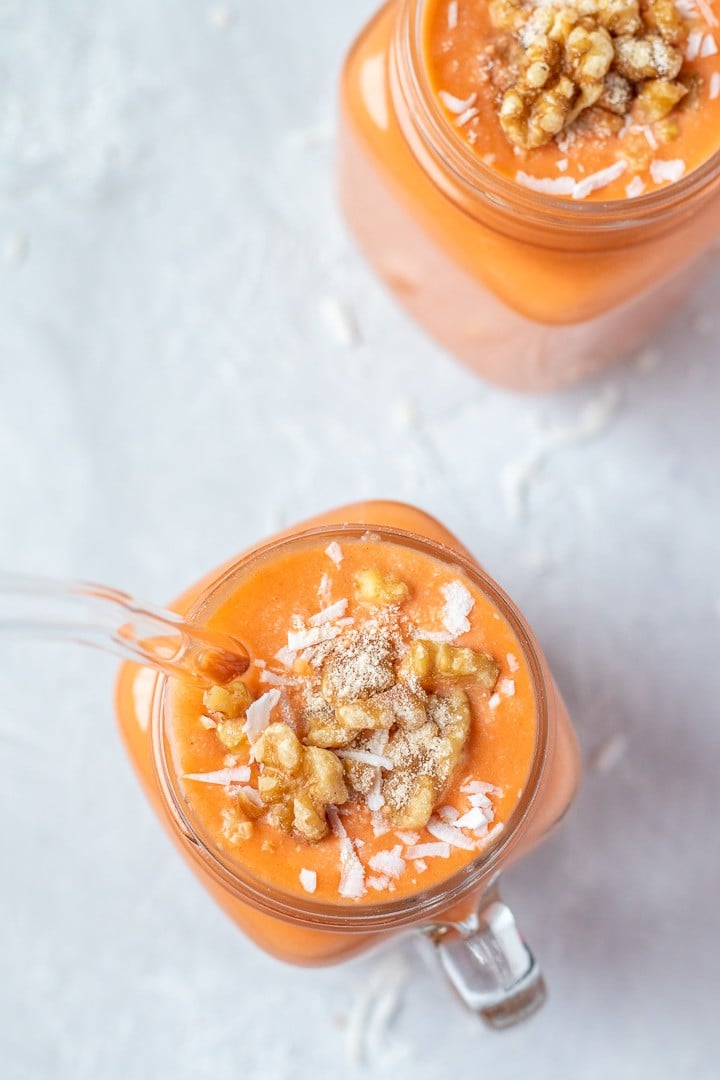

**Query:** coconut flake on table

left=183, top=766, right=251, bottom=786
left=319, top=296, right=361, bottom=348
left=244, top=688, right=281, bottom=743
left=626, top=176, right=646, bottom=198
left=572, top=160, right=626, bottom=200
left=309, top=598, right=349, bottom=625
left=498, top=677, right=516, bottom=697
left=438, top=89, right=477, bottom=115
left=405, top=842, right=451, bottom=859
left=287, top=623, right=342, bottom=650
left=650, top=159, right=685, bottom=185
left=516, top=171, right=577, bottom=196
left=336, top=749, right=395, bottom=770
left=325, top=541, right=344, bottom=567
left=339, top=838, right=366, bottom=899
left=299, top=868, right=317, bottom=894
left=436, top=805, right=460, bottom=823
left=427, top=817, right=476, bottom=850
left=701, top=33, right=718, bottom=56
left=447, top=0, right=459, bottom=29
left=199, top=714, right=217, bottom=730
left=369, top=846, right=406, bottom=878
left=711, top=72, right=720, bottom=99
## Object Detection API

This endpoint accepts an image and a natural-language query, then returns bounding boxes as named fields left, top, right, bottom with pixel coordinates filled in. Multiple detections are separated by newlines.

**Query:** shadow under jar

left=116, top=501, right=580, bottom=1028
left=338, top=0, right=720, bottom=392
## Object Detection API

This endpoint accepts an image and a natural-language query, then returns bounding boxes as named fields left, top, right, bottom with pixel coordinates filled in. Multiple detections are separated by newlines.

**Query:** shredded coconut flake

left=336, top=749, right=394, bottom=770
left=697, top=0, right=718, bottom=24
left=650, top=158, right=685, bottom=184
left=686, top=30, right=703, bottom=59
left=498, top=678, right=516, bottom=697
left=461, top=780, right=501, bottom=795
left=448, top=0, right=458, bottom=29
left=368, top=846, right=406, bottom=879
left=244, top=688, right=281, bottom=742
left=437, top=805, right=460, bottom=822
left=259, top=670, right=297, bottom=687
left=405, top=842, right=451, bottom=859
left=309, top=598, right=349, bottom=625
left=711, top=72, right=720, bottom=99
left=488, top=693, right=501, bottom=710
left=414, top=859, right=428, bottom=872
left=395, top=830, right=420, bottom=845
left=440, top=580, right=475, bottom=639
left=299, top=868, right=317, bottom=894
left=556, top=158, right=569, bottom=172
left=325, top=541, right=344, bottom=567
left=427, top=817, right=476, bottom=850
left=339, top=838, right=366, bottom=899
left=438, top=89, right=477, bottom=114
left=199, top=714, right=217, bottom=730
left=366, top=771, right=385, bottom=812
left=326, top=805, right=348, bottom=838
left=367, top=874, right=391, bottom=891
left=287, top=623, right=342, bottom=650
left=506, top=653, right=520, bottom=673
left=455, top=106, right=479, bottom=127
left=572, top=160, right=626, bottom=200
left=183, top=766, right=251, bottom=786
left=455, top=807, right=491, bottom=830
left=626, top=176, right=646, bottom=198
left=274, top=645, right=297, bottom=668
left=702, top=33, right=718, bottom=56
left=516, top=171, right=577, bottom=196
left=317, top=573, right=332, bottom=606
left=371, top=811, right=391, bottom=836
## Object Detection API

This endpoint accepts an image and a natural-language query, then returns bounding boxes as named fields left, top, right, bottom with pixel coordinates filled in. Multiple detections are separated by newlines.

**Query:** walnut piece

left=490, top=0, right=689, bottom=149
left=383, top=690, right=472, bottom=828
left=354, top=568, right=409, bottom=606
left=203, top=677, right=252, bottom=752
left=254, top=722, right=348, bottom=841
left=635, top=77, right=687, bottom=122
left=406, top=640, right=500, bottom=690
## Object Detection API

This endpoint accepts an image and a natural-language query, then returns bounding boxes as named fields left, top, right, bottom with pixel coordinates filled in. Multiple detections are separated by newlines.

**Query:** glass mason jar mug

left=116, top=502, right=580, bottom=1028
left=337, top=1, right=720, bottom=392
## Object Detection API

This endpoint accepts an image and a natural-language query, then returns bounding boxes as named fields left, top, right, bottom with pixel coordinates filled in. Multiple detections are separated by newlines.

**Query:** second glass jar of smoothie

left=338, top=0, right=720, bottom=391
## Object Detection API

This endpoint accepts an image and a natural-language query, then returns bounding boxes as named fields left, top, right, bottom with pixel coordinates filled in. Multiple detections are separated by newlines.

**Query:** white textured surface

left=1, top=2, right=719, bottom=1077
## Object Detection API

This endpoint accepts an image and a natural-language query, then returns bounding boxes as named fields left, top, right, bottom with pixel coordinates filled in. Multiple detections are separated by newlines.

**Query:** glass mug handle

left=424, top=885, right=546, bottom=1029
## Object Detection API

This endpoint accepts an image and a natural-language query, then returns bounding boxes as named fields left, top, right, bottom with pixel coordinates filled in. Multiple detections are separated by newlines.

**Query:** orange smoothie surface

left=166, top=534, right=537, bottom=906
left=425, top=0, right=720, bottom=200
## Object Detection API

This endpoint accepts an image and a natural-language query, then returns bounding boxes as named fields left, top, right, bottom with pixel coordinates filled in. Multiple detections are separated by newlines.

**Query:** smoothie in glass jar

left=116, top=502, right=580, bottom=1026
left=338, top=0, right=720, bottom=390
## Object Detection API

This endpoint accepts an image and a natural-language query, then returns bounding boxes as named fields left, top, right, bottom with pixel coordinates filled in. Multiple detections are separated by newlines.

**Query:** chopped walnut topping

left=405, top=640, right=500, bottom=689
left=202, top=677, right=252, bottom=752
left=487, top=0, right=691, bottom=148
left=254, top=722, right=349, bottom=841
left=635, top=76, right=687, bottom=120
left=354, top=568, right=410, bottom=605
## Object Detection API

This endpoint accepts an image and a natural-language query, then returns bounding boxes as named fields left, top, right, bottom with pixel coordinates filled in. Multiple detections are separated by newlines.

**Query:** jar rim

left=151, top=523, right=551, bottom=932
left=391, top=0, right=720, bottom=244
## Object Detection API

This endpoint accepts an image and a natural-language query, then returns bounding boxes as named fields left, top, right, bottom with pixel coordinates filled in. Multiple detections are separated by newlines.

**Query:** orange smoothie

left=338, top=1, right=720, bottom=390
left=116, top=502, right=580, bottom=967
left=426, top=0, right=720, bottom=200
left=166, top=534, right=535, bottom=905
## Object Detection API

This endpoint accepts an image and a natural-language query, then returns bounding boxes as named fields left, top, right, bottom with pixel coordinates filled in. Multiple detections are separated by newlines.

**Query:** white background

left=1, top=1, right=718, bottom=1077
